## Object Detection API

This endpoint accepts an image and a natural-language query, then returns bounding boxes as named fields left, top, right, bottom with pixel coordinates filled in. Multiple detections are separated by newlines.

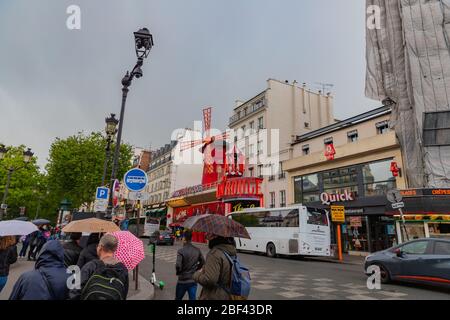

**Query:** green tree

left=45, top=131, right=133, bottom=210
left=0, top=145, right=46, bottom=220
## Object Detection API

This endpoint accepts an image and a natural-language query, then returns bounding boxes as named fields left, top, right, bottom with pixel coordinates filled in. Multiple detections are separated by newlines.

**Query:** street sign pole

left=398, top=207, right=409, bottom=242
left=337, top=224, right=343, bottom=262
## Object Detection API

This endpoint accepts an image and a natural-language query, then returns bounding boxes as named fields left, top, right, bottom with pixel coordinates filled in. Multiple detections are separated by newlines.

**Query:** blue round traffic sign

left=123, top=168, right=148, bottom=192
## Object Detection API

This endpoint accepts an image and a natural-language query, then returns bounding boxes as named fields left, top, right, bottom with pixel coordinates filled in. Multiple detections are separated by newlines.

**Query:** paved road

left=139, top=241, right=450, bottom=300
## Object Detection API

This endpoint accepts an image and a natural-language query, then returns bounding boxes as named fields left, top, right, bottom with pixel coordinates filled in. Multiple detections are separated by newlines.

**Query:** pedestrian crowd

left=1, top=222, right=250, bottom=301
left=0, top=225, right=129, bottom=300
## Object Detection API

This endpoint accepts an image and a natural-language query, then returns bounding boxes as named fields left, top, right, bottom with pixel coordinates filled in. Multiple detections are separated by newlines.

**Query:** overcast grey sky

left=0, top=0, right=378, bottom=169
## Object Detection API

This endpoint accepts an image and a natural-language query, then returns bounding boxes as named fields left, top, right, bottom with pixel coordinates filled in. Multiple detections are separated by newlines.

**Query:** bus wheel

left=266, top=243, right=277, bottom=258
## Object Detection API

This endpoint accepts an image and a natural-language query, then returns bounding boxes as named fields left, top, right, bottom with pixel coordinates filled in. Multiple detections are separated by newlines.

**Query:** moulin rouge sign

left=216, top=177, right=263, bottom=199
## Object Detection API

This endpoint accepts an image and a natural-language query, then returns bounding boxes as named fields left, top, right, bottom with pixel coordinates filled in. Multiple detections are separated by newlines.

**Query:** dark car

left=364, top=238, right=450, bottom=288
left=156, top=231, right=175, bottom=245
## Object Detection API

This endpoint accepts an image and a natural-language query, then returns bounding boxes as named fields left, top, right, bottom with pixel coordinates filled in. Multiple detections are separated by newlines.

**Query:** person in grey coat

left=175, top=230, right=204, bottom=300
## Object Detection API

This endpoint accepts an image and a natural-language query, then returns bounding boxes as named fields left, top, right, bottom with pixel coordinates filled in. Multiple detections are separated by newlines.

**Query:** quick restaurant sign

left=320, top=190, right=355, bottom=205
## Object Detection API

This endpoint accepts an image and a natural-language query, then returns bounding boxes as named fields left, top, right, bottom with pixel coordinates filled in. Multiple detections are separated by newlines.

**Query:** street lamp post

left=107, top=28, right=154, bottom=216
left=102, top=113, right=119, bottom=187
left=0, top=146, right=34, bottom=220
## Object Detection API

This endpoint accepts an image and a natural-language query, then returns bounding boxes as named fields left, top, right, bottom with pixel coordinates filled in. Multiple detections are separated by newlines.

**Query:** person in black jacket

left=62, top=232, right=82, bottom=268
left=70, top=234, right=129, bottom=300
left=0, top=236, right=18, bottom=293
left=76, top=233, right=99, bottom=268
left=175, top=230, right=205, bottom=300
left=9, top=240, right=69, bottom=300
left=27, top=230, right=40, bottom=261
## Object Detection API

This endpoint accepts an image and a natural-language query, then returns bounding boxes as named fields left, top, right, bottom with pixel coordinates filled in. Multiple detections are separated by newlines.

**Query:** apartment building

left=228, top=78, right=334, bottom=208
left=144, top=142, right=176, bottom=210
left=283, top=105, right=408, bottom=254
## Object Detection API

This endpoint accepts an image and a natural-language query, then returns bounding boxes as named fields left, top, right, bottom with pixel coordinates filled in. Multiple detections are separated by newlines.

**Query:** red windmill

left=180, top=107, right=229, bottom=185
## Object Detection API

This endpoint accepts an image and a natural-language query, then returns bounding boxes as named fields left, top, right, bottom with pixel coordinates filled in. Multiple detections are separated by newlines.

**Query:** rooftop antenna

left=314, top=82, right=334, bottom=95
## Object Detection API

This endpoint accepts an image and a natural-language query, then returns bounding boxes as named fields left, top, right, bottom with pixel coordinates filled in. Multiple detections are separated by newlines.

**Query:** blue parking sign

left=96, top=187, right=109, bottom=200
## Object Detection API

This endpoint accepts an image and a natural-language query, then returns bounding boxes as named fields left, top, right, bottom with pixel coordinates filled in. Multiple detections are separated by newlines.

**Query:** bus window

left=232, top=209, right=299, bottom=228
left=306, top=208, right=328, bottom=226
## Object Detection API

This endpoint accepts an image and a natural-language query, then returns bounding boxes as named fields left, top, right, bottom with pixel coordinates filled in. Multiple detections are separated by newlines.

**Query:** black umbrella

left=32, top=219, right=51, bottom=226
left=14, top=217, right=29, bottom=221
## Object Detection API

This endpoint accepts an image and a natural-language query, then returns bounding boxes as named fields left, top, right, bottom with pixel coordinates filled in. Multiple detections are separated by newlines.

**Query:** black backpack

left=80, top=261, right=126, bottom=300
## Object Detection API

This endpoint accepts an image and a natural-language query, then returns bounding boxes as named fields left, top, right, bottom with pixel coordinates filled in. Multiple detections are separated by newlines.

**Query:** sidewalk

left=0, top=258, right=154, bottom=300
left=127, top=270, right=155, bottom=300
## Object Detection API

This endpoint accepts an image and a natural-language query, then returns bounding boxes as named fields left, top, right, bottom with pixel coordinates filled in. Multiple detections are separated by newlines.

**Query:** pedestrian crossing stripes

left=148, top=245, right=410, bottom=300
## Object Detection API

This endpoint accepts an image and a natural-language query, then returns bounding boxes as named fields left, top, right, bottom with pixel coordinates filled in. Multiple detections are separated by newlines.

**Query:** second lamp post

left=102, top=113, right=119, bottom=187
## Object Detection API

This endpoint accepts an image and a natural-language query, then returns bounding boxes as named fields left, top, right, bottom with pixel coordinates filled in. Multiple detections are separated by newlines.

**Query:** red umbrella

left=110, top=231, right=145, bottom=270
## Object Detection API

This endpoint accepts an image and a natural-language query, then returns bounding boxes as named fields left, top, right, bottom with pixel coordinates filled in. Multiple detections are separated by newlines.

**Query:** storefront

left=387, top=188, right=450, bottom=243
left=145, top=203, right=168, bottom=226
left=291, top=158, right=400, bottom=254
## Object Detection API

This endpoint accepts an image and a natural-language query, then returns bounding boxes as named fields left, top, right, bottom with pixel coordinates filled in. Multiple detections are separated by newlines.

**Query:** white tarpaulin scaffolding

left=366, top=0, right=450, bottom=188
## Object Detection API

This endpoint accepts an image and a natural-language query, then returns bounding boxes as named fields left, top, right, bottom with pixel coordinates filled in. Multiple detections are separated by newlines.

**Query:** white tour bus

left=230, top=205, right=331, bottom=257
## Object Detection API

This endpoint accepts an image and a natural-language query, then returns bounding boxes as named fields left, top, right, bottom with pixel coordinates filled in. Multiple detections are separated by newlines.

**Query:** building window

left=268, top=165, right=275, bottom=181
left=347, top=130, right=358, bottom=142
left=280, top=190, right=286, bottom=207
left=241, top=125, right=246, bottom=133
left=376, top=120, right=389, bottom=135
left=249, top=167, right=254, bottom=177
left=278, top=162, right=286, bottom=179
left=257, top=140, right=263, bottom=155
left=423, top=111, right=450, bottom=146
left=258, top=117, right=264, bottom=130
left=257, top=165, right=263, bottom=178
left=362, top=159, right=397, bottom=196
left=249, top=121, right=254, bottom=130
left=322, top=167, right=359, bottom=196
left=294, top=174, right=320, bottom=204
left=249, top=144, right=255, bottom=157
left=270, top=192, right=275, bottom=208
left=302, top=145, right=310, bottom=155
left=243, top=107, right=248, bottom=116
left=324, top=137, right=333, bottom=146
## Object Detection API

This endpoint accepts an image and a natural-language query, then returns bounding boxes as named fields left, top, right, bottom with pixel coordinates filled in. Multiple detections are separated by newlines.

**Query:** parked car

left=156, top=231, right=175, bottom=245
left=364, top=238, right=450, bottom=288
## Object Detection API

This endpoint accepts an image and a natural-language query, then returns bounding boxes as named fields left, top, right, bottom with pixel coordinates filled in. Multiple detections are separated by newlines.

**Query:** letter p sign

left=96, top=187, right=109, bottom=200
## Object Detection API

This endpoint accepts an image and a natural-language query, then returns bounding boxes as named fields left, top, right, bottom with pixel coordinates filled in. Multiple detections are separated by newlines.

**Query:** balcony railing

left=278, top=172, right=286, bottom=179
left=229, top=98, right=266, bottom=125
left=268, top=175, right=275, bottom=181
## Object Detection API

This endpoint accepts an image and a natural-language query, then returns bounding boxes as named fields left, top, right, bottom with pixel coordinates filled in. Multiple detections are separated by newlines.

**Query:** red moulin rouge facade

left=173, top=202, right=227, bottom=243
left=167, top=107, right=264, bottom=243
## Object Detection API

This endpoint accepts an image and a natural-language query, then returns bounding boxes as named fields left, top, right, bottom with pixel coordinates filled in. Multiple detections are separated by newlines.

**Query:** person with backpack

left=175, top=230, right=205, bottom=300
left=193, top=233, right=250, bottom=300
left=9, top=240, right=69, bottom=300
left=70, top=234, right=129, bottom=300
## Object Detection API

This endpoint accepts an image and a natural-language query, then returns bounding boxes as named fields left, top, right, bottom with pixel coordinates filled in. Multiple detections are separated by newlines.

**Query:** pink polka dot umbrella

left=110, top=231, right=145, bottom=271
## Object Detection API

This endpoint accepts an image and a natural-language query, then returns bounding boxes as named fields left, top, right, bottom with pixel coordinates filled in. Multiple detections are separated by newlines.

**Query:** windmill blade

left=180, top=140, right=204, bottom=151
left=212, top=132, right=229, bottom=141
left=203, top=107, right=212, bottom=134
